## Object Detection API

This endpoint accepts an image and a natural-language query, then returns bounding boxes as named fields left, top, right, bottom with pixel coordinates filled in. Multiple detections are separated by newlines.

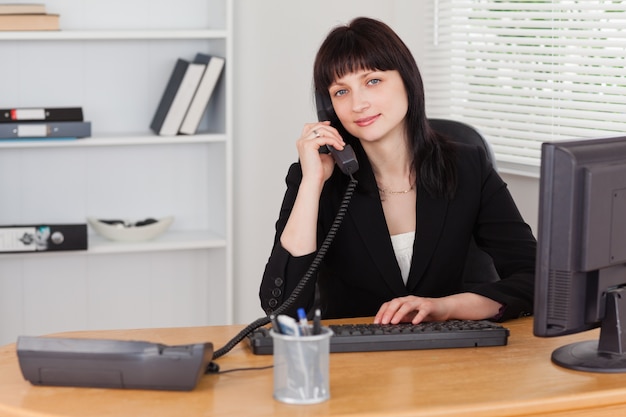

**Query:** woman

left=259, top=17, right=536, bottom=325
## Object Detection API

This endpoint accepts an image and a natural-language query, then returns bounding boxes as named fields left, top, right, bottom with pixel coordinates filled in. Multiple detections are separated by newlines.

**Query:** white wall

left=232, top=1, right=540, bottom=323
left=501, top=173, right=539, bottom=237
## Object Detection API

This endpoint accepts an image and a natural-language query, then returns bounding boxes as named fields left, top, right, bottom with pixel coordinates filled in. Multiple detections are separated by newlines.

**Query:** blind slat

left=450, top=50, right=626, bottom=66
left=451, top=19, right=626, bottom=31
left=452, top=1, right=626, bottom=12
left=448, top=85, right=626, bottom=106
left=456, top=108, right=626, bottom=132
left=450, top=33, right=626, bottom=47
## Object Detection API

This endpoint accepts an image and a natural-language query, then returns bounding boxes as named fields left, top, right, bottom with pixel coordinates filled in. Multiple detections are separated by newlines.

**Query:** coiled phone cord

left=212, top=175, right=358, bottom=360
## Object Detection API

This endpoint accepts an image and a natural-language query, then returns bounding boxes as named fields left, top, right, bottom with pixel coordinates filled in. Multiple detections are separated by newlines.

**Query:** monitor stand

left=552, top=287, right=626, bottom=373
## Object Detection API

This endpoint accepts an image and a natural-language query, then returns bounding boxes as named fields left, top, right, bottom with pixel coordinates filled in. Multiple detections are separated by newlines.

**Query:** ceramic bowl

left=87, top=216, right=174, bottom=242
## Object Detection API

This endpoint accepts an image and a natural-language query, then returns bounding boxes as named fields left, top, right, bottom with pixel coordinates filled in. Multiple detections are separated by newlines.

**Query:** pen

left=297, top=308, right=311, bottom=336
left=312, top=308, right=321, bottom=335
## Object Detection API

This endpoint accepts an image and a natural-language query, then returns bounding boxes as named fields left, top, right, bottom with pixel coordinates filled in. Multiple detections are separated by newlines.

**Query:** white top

left=390, top=231, right=415, bottom=285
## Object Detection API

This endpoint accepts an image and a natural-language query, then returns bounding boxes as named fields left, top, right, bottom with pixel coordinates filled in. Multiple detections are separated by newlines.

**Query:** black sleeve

left=467, top=150, right=537, bottom=321
left=259, top=163, right=318, bottom=317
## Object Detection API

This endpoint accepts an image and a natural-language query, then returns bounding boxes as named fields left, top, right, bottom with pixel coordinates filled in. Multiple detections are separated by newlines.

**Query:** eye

left=367, top=78, right=381, bottom=86
left=333, top=89, right=348, bottom=97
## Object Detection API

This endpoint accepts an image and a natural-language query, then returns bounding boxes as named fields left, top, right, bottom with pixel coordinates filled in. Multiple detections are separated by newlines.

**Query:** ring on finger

left=312, top=129, right=321, bottom=138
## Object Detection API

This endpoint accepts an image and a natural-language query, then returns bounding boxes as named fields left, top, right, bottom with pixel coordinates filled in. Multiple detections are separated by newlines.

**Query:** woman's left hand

left=374, top=295, right=451, bottom=325
left=373, top=293, right=503, bottom=325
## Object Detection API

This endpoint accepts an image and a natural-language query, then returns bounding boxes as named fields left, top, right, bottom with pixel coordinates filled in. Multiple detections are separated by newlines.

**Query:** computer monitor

left=534, top=135, right=626, bottom=372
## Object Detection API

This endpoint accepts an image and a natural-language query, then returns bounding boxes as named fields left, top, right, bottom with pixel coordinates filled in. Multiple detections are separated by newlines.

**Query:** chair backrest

left=429, top=118, right=500, bottom=288
left=429, top=118, right=497, bottom=169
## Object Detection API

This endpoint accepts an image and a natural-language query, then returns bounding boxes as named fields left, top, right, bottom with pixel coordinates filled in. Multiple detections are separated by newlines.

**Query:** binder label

left=17, top=124, right=46, bottom=137
left=13, top=108, right=45, bottom=120
left=0, top=227, right=38, bottom=252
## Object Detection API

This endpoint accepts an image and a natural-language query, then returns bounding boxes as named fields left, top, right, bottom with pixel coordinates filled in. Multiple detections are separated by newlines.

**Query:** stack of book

left=0, top=3, right=59, bottom=31
left=150, top=53, right=225, bottom=136
left=0, top=107, right=91, bottom=141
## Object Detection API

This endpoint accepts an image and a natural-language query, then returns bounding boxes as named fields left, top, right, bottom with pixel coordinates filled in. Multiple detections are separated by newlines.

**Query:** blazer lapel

left=348, top=190, right=408, bottom=295
left=406, top=189, right=449, bottom=292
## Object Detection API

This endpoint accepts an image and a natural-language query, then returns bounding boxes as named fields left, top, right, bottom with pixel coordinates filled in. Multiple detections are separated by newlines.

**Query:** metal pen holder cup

left=270, top=327, right=333, bottom=404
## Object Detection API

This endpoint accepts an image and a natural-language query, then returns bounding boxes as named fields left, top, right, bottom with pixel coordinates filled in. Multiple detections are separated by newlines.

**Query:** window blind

left=423, top=0, right=626, bottom=174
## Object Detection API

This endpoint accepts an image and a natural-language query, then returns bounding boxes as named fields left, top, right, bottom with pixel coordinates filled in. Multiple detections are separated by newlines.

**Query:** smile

left=355, top=114, right=380, bottom=127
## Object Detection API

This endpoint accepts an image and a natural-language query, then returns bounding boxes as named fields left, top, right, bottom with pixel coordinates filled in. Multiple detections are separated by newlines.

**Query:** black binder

left=0, top=107, right=83, bottom=123
left=0, top=224, right=87, bottom=253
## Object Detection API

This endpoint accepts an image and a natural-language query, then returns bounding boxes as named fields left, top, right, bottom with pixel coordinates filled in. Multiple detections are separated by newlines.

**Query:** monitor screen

left=534, top=135, right=626, bottom=372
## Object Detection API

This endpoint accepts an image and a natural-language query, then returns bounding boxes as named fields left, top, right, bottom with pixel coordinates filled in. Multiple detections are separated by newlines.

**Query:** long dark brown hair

left=313, top=17, right=457, bottom=199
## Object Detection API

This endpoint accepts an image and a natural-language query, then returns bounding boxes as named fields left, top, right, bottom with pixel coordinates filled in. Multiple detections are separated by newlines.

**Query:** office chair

left=429, top=118, right=500, bottom=288
left=429, top=118, right=497, bottom=170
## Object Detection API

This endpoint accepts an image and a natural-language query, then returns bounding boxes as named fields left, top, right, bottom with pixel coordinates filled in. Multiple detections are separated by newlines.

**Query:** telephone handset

left=315, top=90, right=359, bottom=175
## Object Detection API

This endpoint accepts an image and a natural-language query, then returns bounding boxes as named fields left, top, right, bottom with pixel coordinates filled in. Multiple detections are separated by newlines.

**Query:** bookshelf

left=0, top=0, right=233, bottom=345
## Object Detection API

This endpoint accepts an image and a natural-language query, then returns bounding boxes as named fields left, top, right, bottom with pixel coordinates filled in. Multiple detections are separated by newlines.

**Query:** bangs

left=315, top=28, right=397, bottom=91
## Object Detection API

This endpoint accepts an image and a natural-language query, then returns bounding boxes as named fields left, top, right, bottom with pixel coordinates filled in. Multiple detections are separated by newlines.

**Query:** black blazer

left=260, top=143, right=536, bottom=321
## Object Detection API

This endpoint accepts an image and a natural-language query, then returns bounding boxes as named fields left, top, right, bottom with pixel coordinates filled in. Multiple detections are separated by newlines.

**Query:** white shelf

left=88, top=230, right=227, bottom=254
left=0, top=29, right=227, bottom=41
left=0, top=231, right=226, bottom=258
left=0, top=133, right=227, bottom=149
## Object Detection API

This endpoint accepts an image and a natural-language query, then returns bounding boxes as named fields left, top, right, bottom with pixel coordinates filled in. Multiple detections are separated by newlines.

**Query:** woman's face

left=328, top=69, right=408, bottom=145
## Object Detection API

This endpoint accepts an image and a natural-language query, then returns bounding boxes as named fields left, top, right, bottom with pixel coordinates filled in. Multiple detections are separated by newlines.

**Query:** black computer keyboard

left=247, top=319, right=509, bottom=354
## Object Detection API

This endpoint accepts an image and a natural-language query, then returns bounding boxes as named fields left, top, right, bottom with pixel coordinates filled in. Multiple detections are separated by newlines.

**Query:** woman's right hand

left=296, top=121, right=346, bottom=185
left=280, top=121, right=347, bottom=256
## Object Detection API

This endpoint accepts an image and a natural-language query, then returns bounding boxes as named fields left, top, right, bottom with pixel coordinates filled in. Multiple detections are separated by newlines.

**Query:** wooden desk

left=1, top=317, right=626, bottom=417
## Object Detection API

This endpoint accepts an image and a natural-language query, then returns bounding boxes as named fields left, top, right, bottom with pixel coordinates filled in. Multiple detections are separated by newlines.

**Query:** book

left=0, top=121, right=91, bottom=139
left=179, top=54, right=225, bottom=135
left=1, top=107, right=83, bottom=123
left=0, top=3, right=47, bottom=14
left=150, top=58, right=205, bottom=136
left=0, top=14, right=59, bottom=31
